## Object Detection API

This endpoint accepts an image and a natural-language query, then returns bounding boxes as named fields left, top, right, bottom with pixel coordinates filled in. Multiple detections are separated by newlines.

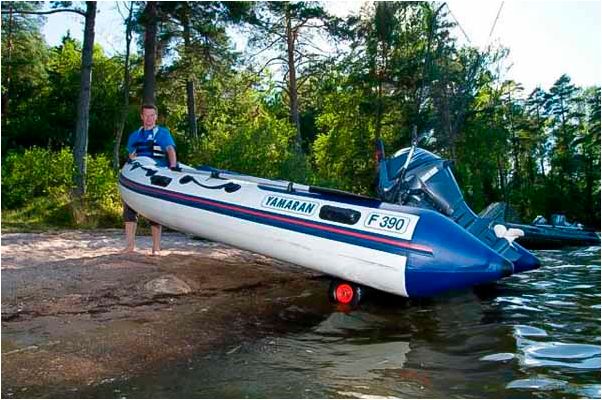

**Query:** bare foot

left=151, top=249, right=161, bottom=256
left=121, top=247, right=135, bottom=254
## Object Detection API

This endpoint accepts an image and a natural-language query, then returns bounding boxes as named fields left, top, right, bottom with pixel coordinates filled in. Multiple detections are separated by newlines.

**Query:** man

left=122, top=104, right=177, bottom=255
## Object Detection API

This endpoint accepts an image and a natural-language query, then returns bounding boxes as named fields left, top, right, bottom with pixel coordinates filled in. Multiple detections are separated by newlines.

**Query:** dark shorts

left=123, top=202, right=160, bottom=226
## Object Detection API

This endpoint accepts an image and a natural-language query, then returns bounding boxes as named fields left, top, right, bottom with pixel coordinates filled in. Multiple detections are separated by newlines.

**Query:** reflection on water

left=496, top=246, right=601, bottom=398
left=41, top=247, right=602, bottom=397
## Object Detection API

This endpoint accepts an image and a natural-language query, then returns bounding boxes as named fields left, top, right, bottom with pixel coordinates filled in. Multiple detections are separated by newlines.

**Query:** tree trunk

left=2, top=4, right=14, bottom=119
left=73, top=1, right=97, bottom=199
left=412, top=4, right=441, bottom=140
left=142, top=1, right=158, bottom=105
left=535, top=103, right=546, bottom=178
left=113, top=4, right=134, bottom=170
left=539, top=155, right=546, bottom=179
left=183, top=13, right=197, bottom=139
left=584, top=155, right=594, bottom=225
left=512, top=136, right=521, bottom=188
left=527, top=152, right=535, bottom=187
left=375, top=79, right=383, bottom=141
left=285, top=7, right=302, bottom=152
left=186, top=80, right=197, bottom=138
left=497, top=154, right=507, bottom=202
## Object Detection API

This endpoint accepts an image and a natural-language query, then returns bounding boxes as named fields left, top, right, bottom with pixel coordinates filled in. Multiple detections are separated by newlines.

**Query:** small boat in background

left=480, top=203, right=601, bottom=250
left=510, top=214, right=600, bottom=249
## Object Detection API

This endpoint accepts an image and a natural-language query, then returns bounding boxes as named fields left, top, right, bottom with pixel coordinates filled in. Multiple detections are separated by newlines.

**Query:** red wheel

left=328, top=279, right=364, bottom=307
left=335, top=283, right=355, bottom=304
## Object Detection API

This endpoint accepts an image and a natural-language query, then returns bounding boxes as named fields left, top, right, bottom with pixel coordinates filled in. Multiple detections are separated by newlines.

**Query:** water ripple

left=545, top=300, right=577, bottom=307
left=566, top=383, right=601, bottom=398
left=520, top=342, right=601, bottom=370
left=514, top=325, right=548, bottom=337
left=524, top=342, right=600, bottom=360
left=479, top=353, right=515, bottom=362
left=506, top=377, right=567, bottom=390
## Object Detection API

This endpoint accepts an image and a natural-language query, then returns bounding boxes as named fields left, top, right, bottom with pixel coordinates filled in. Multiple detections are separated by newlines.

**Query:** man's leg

left=124, top=221, right=137, bottom=252
left=151, top=223, right=162, bottom=255
left=122, top=202, right=138, bottom=252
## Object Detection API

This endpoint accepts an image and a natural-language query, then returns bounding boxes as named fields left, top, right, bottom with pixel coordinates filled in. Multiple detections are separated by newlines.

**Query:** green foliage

left=2, top=29, right=135, bottom=155
left=1, top=148, right=121, bottom=228
left=85, top=153, right=121, bottom=210
left=181, top=74, right=305, bottom=181
left=1, top=2, right=50, bottom=151
left=201, top=114, right=297, bottom=178
left=1, top=147, right=74, bottom=209
left=313, top=85, right=376, bottom=194
left=1, top=2, right=49, bottom=98
left=1, top=2, right=600, bottom=230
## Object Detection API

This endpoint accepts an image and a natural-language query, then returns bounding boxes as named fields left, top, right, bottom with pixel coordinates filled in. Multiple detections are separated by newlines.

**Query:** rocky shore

left=1, top=230, right=322, bottom=397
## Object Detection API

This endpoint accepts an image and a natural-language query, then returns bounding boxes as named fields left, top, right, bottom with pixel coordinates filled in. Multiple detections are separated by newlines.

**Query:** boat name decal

left=262, top=195, right=318, bottom=216
left=364, top=212, right=419, bottom=239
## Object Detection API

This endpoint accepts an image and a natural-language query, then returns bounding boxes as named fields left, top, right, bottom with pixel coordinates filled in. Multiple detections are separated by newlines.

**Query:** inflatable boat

left=120, top=157, right=517, bottom=303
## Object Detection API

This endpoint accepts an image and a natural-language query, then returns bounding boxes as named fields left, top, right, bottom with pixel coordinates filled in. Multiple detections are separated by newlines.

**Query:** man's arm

left=126, top=131, right=137, bottom=159
left=167, top=146, right=177, bottom=168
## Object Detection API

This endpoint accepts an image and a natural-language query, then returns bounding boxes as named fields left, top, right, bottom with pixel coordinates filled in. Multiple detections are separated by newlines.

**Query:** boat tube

left=375, top=140, right=540, bottom=274
left=120, top=157, right=514, bottom=299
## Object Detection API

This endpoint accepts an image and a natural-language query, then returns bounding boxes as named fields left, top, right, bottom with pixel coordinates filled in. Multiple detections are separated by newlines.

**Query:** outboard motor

left=375, top=139, right=540, bottom=274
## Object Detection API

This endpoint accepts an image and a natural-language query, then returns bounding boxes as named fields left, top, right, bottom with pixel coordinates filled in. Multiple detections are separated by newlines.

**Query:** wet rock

left=143, top=275, right=191, bottom=296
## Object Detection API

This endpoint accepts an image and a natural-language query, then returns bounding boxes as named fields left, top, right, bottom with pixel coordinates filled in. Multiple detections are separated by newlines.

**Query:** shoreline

left=1, top=230, right=322, bottom=397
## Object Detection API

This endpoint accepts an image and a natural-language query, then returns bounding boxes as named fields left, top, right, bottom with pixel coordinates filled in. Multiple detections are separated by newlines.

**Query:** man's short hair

left=140, top=103, right=158, bottom=114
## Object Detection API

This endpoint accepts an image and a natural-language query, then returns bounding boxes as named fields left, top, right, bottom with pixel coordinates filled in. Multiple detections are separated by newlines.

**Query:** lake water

left=59, top=246, right=602, bottom=398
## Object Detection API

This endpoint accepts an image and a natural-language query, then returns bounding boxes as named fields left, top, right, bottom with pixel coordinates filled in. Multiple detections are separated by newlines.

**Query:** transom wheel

left=328, top=279, right=364, bottom=307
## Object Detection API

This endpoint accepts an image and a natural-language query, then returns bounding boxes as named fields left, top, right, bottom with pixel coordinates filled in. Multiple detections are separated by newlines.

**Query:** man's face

left=141, top=108, right=157, bottom=129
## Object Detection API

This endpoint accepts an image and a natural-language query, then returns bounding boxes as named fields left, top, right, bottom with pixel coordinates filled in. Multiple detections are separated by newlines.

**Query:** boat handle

left=129, top=161, right=157, bottom=176
left=179, top=175, right=241, bottom=193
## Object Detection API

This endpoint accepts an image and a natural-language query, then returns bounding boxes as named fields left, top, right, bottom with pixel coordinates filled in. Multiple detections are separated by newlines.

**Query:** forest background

left=1, top=1, right=600, bottom=230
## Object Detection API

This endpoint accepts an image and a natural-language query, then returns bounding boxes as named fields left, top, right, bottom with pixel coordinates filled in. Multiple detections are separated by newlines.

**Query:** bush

left=187, top=97, right=310, bottom=183
left=1, top=147, right=74, bottom=209
left=1, top=147, right=121, bottom=228
left=85, top=153, right=120, bottom=211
